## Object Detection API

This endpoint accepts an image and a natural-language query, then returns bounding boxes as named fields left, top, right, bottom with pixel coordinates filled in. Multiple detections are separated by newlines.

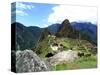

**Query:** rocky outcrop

left=16, top=50, right=49, bottom=73
left=47, top=50, right=79, bottom=66
left=56, top=19, right=74, bottom=38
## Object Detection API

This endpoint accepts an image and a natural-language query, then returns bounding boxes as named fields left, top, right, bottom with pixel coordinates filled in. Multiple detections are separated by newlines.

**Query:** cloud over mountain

left=48, top=5, right=97, bottom=24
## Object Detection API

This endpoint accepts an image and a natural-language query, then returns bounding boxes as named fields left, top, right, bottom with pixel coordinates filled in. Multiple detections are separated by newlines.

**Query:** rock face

left=47, top=50, right=79, bottom=66
left=16, top=50, right=49, bottom=73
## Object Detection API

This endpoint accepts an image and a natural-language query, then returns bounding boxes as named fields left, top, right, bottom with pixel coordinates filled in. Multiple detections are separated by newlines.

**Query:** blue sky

left=11, top=2, right=97, bottom=28
left=11, top=2, right=58, bottom=27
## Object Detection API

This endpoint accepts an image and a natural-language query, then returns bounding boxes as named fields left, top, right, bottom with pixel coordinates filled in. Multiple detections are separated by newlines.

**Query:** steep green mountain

left=55, top=19, right=79, bottom=39
left=48, top=19, right=97, bottom=45
left=11, top=22, right=42, bottom=50
left=39, top=28, right=51, bottom=42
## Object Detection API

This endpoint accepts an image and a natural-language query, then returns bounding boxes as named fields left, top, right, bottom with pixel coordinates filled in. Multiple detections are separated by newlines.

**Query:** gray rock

left=47, top=50, right=79, bottom=66
left=16, top=50, right=49, bottom=73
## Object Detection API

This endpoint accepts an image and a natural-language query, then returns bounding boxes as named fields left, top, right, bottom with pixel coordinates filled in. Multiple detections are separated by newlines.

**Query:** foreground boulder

left=47, top=50, right=79, bottom=66
left=16, top=50, right=49, bottom=73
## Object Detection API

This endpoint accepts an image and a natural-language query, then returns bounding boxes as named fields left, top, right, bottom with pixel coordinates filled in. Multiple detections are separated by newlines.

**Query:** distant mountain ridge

left=11, top=22, right=42, bottom=50
left=48, top=20, right=97, bottom=44
left=48, top=23, right=60, bottom=34
left=71, top=22, right=97, bottom=44
left=71, top=22, right=97, bottom=36
left=11, top=19, right=97, bottom=50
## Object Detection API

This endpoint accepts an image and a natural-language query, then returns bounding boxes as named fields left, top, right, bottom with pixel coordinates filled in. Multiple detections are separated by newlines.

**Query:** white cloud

left=11, top=10, right=28, bottom=16
left=48, top=5, right=97, bottom=24
left=11, top=2, right=34, bottom=16
left=16, top=10, right=28, bottom=16
left=16, top=2, right=34, bottom=10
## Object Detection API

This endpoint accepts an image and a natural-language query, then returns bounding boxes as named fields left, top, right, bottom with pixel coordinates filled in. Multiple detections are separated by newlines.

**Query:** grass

left=35, top=36, right=97, bottom=70
left=51, top=55, right=97, bottom=71
left=35, top=36, right=54, bottom=58
left=57, top=38, right=83, bottom=49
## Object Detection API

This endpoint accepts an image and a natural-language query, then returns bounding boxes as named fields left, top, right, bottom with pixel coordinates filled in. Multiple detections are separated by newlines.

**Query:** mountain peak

left=62, top=19, right=70, bottom=25
left=56, top=19, right=73, bottom=37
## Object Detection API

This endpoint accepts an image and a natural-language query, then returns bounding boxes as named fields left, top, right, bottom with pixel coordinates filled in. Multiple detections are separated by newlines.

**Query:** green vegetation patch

left=51, top=55, right=97, bottom=71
